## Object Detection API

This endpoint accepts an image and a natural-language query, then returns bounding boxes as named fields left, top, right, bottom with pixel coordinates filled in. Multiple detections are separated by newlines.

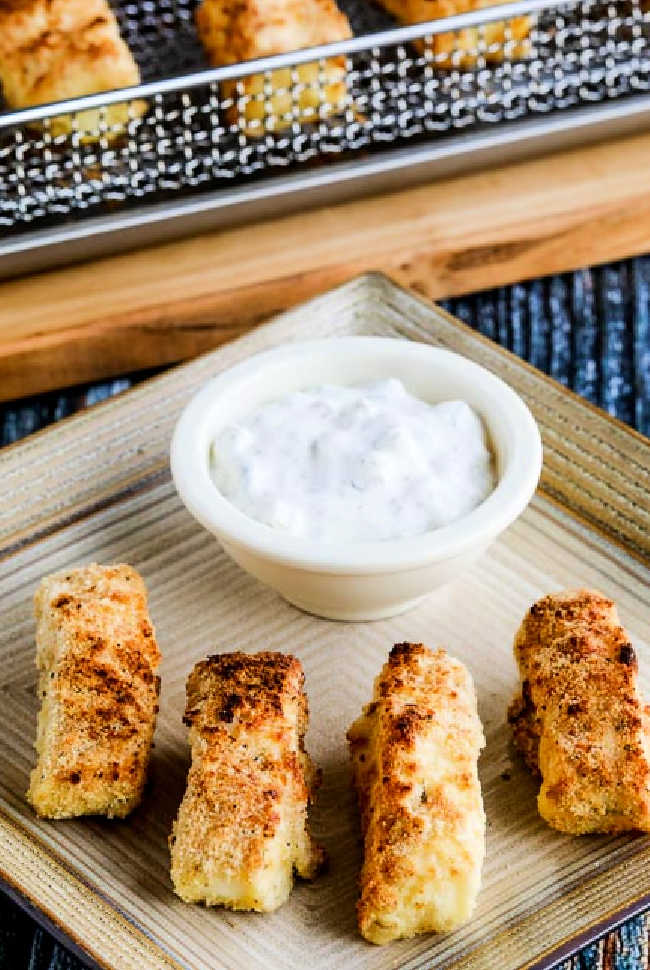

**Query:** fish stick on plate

left=508, top=589, right=650, bottom=835
left=195, top=0, right=352, bottom=135
left=169, top=651, right=324, bottom=911
left=372, top=0, right=532, bottom=69
left=347, top=642, right=486, bottom=944
left=26, top=563, right=161, bottom=820
left=0, top=0, right=146, bottom=139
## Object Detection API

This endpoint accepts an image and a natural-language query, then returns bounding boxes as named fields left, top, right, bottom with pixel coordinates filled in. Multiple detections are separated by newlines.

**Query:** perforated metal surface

left=1, top=0, right=649, bottom=235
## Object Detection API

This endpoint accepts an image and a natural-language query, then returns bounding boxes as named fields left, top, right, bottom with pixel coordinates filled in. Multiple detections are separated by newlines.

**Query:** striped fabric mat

left=1, top=256, right=648, bottom=970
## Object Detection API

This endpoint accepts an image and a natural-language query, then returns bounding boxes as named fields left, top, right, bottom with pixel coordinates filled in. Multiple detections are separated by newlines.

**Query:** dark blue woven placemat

left=1, top=256, right=649, bottom=970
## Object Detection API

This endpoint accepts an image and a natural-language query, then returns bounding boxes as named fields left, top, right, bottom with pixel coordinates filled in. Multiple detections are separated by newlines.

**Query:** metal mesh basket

left=1, top=0, right=649, bottom=243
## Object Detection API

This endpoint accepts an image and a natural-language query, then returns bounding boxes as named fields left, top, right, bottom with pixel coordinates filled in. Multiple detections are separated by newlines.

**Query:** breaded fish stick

left=170, top=651, right=324, bottom=911
left=508, top=589, right=650, bottom=835
left=195, top=0, right=352, bottom=135
left=347, top=642, right=485, bottom=944
left=0, top=0, right=145, bottom=137
left=372, top=0, right=531, bottom=69
left=26, top=564, right=160, bottom=819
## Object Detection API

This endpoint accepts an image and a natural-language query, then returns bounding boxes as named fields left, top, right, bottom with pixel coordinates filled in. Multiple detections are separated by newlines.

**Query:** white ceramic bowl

left=171, top=337, right=542, bottom=621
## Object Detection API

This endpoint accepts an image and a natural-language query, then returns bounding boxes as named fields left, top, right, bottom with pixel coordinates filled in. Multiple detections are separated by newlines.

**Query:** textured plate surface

left=0, top=273, right=649, bottom=970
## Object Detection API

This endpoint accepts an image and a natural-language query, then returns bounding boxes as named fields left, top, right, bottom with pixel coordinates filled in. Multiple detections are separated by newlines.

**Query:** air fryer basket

left=1, top=0, right=649, bottom=274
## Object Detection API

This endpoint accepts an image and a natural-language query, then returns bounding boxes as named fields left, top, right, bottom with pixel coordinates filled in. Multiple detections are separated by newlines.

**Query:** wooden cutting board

left=2, top=131, right=650, bottom=403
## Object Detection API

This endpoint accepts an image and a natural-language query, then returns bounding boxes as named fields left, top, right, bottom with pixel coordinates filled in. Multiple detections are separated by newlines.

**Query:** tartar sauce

left=209, top=379, right=495, bottom=542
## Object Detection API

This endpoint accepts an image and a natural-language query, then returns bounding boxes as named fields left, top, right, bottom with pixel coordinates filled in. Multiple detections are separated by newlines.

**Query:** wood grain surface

left=2, top=132, right=650, bottom=402
left=0, top=275, right=649, bottom=970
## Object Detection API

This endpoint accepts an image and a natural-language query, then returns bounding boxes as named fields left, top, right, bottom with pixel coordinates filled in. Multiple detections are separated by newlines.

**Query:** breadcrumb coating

left=0, top=0, right=145, bottom=137
left=26, top=563, right=161, bottom=819
left=508, top=589, right=650, bottom=834
left=169, top=651, right=324, bottom=911
left=195, top=0, right=351, bottom=134
left=371, top=0, right=531, bottom=69
left=347, top=642, right=485, bottom=944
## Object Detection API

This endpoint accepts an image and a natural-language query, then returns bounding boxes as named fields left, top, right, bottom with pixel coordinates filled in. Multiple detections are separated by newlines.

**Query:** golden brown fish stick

left=195, top=0, right=352, bottom=134
left=0, top=0, right=145, bottom=137
left=169, top=651, right=324, bottom=911
left=372, top=0, right=531, bottom=69
left=26, top=563, right=161, bottom=819
left=508, top=589, right=650, bottom=834
left=347, top=642, right=485, bottom=944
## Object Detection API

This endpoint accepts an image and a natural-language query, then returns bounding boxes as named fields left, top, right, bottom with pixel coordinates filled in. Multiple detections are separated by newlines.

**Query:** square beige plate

left=1, top=274, right=649, bottom=970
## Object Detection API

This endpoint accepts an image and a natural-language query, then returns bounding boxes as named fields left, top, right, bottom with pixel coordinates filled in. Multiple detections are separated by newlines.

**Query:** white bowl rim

left=170, top=336, right=542, bottom=574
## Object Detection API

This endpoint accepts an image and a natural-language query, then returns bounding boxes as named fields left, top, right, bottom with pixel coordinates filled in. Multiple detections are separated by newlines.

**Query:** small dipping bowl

left=171, top=336, right=542, bottom=621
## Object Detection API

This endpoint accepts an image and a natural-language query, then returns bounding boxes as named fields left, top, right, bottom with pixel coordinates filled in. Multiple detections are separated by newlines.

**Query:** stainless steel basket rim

left=0, top=0, right=585, bottom=128
left=3, top=92, right=649, bottom=262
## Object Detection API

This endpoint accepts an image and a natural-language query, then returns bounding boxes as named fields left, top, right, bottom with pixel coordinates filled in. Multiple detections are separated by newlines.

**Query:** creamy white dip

left=209, top=378, right=495, bottom=542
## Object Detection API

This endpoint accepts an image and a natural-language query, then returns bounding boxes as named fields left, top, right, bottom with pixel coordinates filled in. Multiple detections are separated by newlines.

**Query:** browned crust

left=509, top=589, right=650, bottom=834
left=0, top=0, right=143, bottom=135
left=26, top=563, right=161, bottom=819
left=347, top=642, right=485, bottom=944
left=195, top=0, right=351, bottom=67
left=169, top=651, right=324, bottom=911
left=195, top=0, right=351, bottom=133
left=185, top=651, right=305, bottom=730
left=370, top=0, right=531, bottom=68
left=507, top=680, right=541, bottom=776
